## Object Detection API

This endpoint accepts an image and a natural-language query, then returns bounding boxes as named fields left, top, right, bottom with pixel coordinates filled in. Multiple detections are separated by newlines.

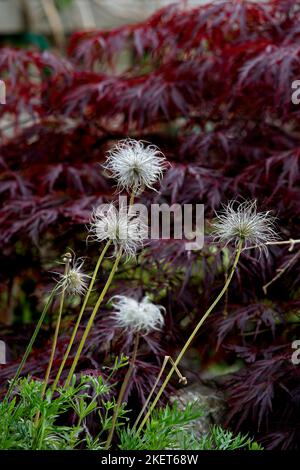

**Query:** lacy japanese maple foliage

left=1, top=0, right=300, bottom=448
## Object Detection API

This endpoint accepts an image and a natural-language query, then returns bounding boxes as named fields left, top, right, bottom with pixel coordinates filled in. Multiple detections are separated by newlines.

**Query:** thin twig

left=263, top=249, right=300, bottom=294
left=168, top=357, right=187, bottom=385
left=243, top=238, right=300, bottom=252
left=133, top=356, right=187, bottom=431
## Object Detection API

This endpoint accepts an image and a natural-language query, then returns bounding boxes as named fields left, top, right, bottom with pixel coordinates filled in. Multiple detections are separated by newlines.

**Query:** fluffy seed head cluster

left=55, top=258, right=89, bottom=296
left=90, top=203, right=148, bottom=258
left=211, top=200, right=279, bottom=254
left=111, top=295, right=165, bottom=334
left=103, top=139, right=168, bottom=194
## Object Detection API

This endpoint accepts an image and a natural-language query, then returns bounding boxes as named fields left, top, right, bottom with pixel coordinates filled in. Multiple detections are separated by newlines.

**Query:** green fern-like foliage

left=0, top=357, right=129, bottom=450
left=1, top=377, right=262, bottom=450
left=179, top=426, right=263, bottom=450
left=119, top=402, right=263, bottom=451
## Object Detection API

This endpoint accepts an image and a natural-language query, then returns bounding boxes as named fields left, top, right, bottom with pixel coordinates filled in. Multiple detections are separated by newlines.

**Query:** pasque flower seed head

left=103, top=139, right=168, bottom=194
left=111, top=295, right=165, bottom=334
left=212, top=200, right=279, bottom=254
left=90, top=203, right=148, bottom=258
left=54, top=258, right=90, bottom=296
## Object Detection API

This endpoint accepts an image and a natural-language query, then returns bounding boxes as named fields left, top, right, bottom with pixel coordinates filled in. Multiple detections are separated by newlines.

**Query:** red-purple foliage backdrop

left=0, top=0, right=300, bottom=449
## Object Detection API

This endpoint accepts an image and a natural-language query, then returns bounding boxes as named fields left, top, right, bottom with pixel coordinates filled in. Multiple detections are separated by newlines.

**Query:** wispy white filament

left=90, top=203, right=148, bottom=258
left=212, top=200, right=279, bottom=254
left=103, top=139, right=168, bottom=194
left=54, top=258, right=89, bottom=296
left=111, top=295, right=165, bottom=334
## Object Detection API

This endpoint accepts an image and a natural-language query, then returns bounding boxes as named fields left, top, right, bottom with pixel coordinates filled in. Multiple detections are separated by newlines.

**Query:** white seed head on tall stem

left=54, top=258, right=90, bottom=296
left=103, top=139, right=168, bottom=194
left=111, top=295, right=165, bottom=334
left=90, top=203, right=148, bottom=258
left=211, top=200, right=279, bottom=255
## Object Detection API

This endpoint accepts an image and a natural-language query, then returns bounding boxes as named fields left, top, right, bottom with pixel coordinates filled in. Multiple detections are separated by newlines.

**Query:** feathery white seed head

left=211, top=200, right=279, bottom=254
left=90, top=203, right=148, bottom=258
left=103, top=139, right=168, bottom=194
left=111, top=295, right=165, bottom=334
left=55, top=258, right=89, bottom=296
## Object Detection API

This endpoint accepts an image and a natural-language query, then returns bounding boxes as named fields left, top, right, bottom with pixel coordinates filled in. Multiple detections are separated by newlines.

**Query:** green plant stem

left=43, top=279, right=66, bottom=394
left=129, top=191, right=135, bottom=206
left=34, top=257, right=70, bottom=425
left=4, top=290, right=56, bottom=403
left=64, top=250, right=123, bottom=388
left=136, top=241, right=243, bottom=433
left=105, top=333, right=140, bottom=449
left=133, top=355, right=169, bottom=430
left=52, top=241, right=112, bottom=392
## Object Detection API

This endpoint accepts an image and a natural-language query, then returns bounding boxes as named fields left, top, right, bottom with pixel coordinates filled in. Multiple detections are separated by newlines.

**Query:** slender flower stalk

left=52, top=241, right=111, bottom=391
left=105, top=295, right=165, bottom=447
left=133, top=356, right=186, bottom=430
left=133, top=356, right=169, bottom=431
left=129, top=191, right=135, bottom=206
left=64, top=249, right=123, bottom=388
left=4, top=289, right=56, bottom=403
left=34, top=253, right=72, bottom=425
left=53, top=193, right=138, bottom=390
left=136, top=200, right=279, bottom=431
left=64, top=188, right=141, bottom=387
left=136, top=240, right=243, bottom=433
left=105, top=334, right=140, bottom=449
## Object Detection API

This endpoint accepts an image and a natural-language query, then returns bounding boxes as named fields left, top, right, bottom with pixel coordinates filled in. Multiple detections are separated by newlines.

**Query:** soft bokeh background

left=0, top=1, right=209, bottom=36
left=0, top=0, right=300, bottom=449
